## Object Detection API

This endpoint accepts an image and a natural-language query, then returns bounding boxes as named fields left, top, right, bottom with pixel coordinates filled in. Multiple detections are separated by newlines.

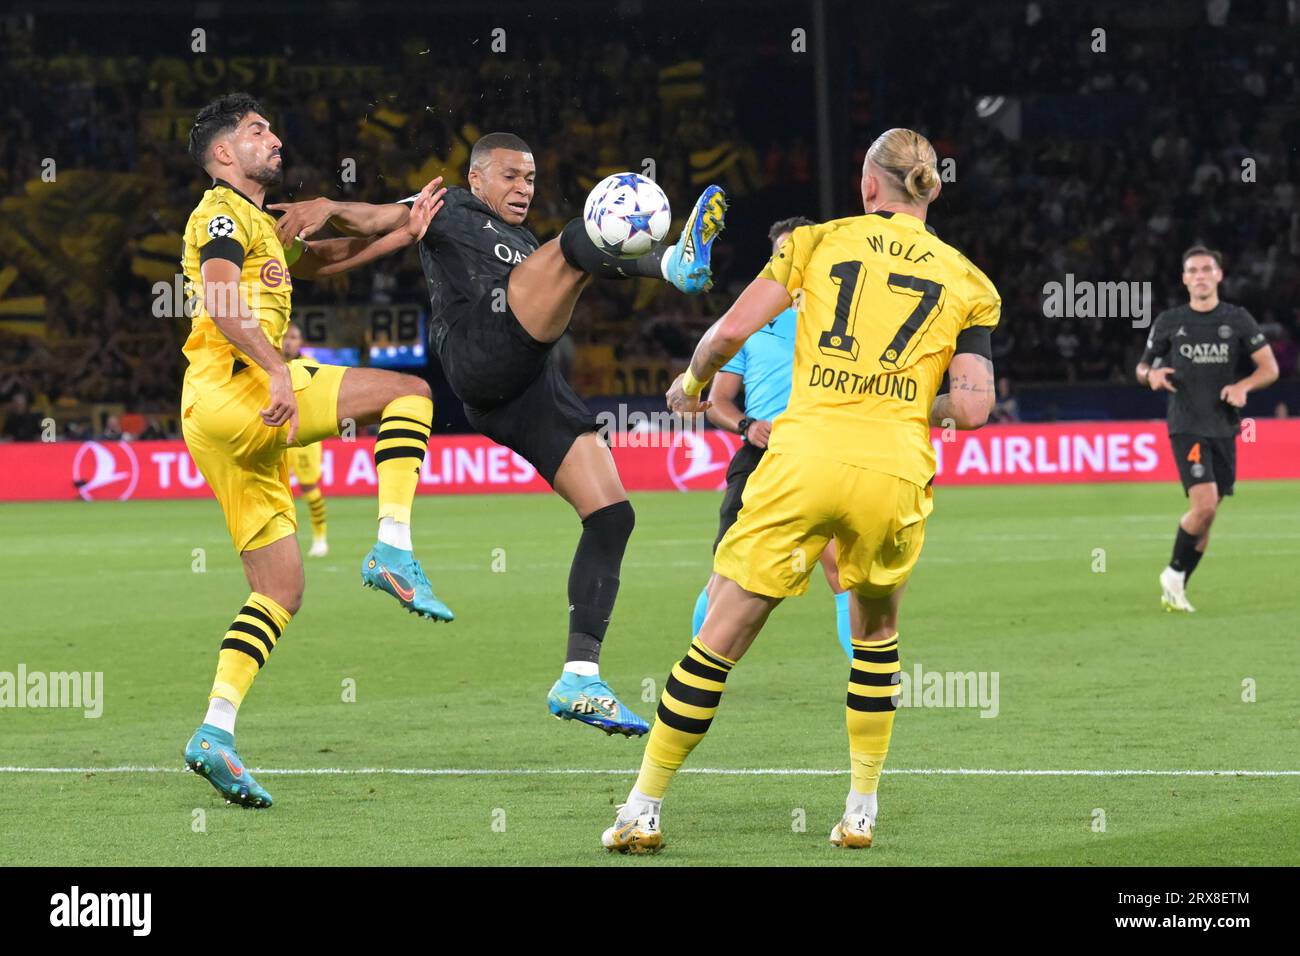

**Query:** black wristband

left=737, top=417, right=754, bottom=441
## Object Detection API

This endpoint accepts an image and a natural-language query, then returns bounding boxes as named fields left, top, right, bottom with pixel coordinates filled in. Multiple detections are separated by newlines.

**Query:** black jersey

left=401, top=186, right=539, bottom=356
left=1139, top=302, right=1266, bottom=437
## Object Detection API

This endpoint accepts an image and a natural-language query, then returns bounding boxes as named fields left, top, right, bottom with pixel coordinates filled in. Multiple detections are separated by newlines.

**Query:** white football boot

left=308, top=537, right=329, bottom=558
left=1159, top=566, right=1195, bottom=612
left=829, top=811, right=875, bottom=849
left=602, top=800, right=663, bottom=854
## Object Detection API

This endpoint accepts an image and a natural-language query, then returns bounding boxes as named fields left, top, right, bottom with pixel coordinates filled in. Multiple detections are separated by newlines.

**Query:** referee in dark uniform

left=1136, top=246, right=1277, bottom=612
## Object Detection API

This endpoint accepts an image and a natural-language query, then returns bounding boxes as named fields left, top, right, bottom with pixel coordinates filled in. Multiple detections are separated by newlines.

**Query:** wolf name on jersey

left=401, top=185, right=539, bottom=356
left=1140, top=302, right=1266, bottom=437
left=180, top=179, right=294, bottom=412
left=758, top=210, right=1000, bottom=487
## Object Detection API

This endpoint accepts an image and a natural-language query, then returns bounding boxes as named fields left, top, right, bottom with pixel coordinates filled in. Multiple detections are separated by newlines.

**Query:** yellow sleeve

left=961, top=260, right=1001, bottom=331
left=194, top=200, right=251, bottom=268
left=757, top=223, right=825, bottom=296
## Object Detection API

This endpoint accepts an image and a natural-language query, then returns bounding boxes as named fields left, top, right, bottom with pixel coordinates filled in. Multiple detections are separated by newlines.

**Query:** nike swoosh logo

left=381, top=567, right=416, bottom=603
left=220, top=750, right=243, bottom=778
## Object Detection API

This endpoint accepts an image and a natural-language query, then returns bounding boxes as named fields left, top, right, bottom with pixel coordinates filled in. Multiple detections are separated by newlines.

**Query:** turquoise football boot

left=547, top=673, right=650, bottom=737
left=183, top=724, right=273, bottom=809
left=663, top=184, right=728, bottom=294
left=361, top=542, right=454, bottom=621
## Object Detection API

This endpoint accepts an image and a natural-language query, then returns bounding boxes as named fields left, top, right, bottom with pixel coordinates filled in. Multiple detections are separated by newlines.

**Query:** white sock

left=564, top=660, right=600, bottom=678
left=846, top=788, right=878, bottom=820
left=627, top=787, right=662, bottom=813
left=659, top=244, right=677, bottom=280
left=378, top=516, right=412, bottom=551
left=204, top=697, right=238, bottom=735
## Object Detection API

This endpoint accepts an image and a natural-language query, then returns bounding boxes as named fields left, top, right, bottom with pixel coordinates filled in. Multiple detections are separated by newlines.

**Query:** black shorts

left=713, top=442, right=766, bottom=551
left=442, top=290, right=596, bottom=486
left=1170, top=433, right=1236, bottom=497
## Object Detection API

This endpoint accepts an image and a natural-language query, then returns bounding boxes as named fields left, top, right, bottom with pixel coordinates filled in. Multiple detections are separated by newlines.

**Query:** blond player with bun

left=601, top=128, right=1002, bottom=854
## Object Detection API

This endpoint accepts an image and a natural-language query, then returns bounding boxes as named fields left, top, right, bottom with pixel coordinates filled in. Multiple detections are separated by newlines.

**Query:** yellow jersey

left=757, top=210, right=1000, bottom=486
left=180, top=179, right=294, bottom=412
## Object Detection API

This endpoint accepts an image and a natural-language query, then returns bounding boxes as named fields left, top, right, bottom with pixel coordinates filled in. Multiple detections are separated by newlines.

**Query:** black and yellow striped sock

left=375, top=395, right=433, bottom=525
left=634, top=639, right=736, bottom=799
left=304, top=486, right=327, bottom=540
left=846, top=635, right=901, bottom=795
left=210, top=593, right=291, bottom=708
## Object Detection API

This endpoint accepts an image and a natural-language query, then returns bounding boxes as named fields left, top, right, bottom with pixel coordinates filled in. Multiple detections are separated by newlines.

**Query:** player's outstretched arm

left=667, top=277, right=790, bottom=415
left=931, top=352, right=996, bottom=430
left=200, top=257, right=298, bottom=443
left=268, top=177, right=438, bottom=243
left=289, top=181, right=445, bottom=279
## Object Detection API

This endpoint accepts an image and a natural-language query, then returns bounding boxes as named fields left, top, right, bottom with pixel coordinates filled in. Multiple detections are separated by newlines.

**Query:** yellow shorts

left=182, top=360, right=347, bottom=552
left=285, top=442, right=323, bottom=487
left=714, top=451, right=933, bottom=599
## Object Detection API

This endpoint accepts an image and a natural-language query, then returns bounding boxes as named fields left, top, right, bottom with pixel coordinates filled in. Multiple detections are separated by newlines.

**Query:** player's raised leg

left=185, top=534, right=304, bottom=809
left=544, top=432, right=648, bottom=736
left=603, top=576, right=779, bottom=853
left=833, top=584, right=907, bottom=849
left=338, top=367, right=454, bottom=621
left=505, top=183, right=728, bottom=345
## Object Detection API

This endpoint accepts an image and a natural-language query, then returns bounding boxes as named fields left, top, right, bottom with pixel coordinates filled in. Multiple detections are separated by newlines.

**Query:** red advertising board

left=1, top=421, right=1297, bottom=502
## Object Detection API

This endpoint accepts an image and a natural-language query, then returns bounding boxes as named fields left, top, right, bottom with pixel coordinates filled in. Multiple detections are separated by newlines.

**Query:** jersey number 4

left=817, top=261, right=944, bottom=369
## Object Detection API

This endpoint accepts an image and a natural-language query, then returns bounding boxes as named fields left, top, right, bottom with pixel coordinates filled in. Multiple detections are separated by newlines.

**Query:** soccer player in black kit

left=273, top=132, right=728, bottom=735
left=1136, top=246, right=1277, bottom=612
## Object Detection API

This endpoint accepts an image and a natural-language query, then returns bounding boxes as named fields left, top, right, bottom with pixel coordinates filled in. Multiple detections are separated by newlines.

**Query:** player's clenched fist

left=1219, top=382, right=1249, bottom=407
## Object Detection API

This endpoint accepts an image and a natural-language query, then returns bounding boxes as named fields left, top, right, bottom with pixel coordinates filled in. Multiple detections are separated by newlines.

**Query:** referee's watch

left=737, top=417, right=755, bottom=442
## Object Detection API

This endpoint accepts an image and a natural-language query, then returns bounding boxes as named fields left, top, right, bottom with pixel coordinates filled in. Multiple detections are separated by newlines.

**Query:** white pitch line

left=1, top=766, right=1297, bottom=777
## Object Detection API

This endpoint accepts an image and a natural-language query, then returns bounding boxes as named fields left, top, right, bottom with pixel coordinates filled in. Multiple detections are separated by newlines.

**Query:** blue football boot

left=361, top=542, right=455, bottom=622
left=547, top=672, right=650, bottom=737
left=663, top=184, right=728, bottom=294
left=183, top=724, right=273, bottom=809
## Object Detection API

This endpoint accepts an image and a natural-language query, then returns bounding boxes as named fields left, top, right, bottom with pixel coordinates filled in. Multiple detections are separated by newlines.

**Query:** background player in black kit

left=1136, top=246, right=1278, bottom=612
left=273, top=132, right=727, bottom=736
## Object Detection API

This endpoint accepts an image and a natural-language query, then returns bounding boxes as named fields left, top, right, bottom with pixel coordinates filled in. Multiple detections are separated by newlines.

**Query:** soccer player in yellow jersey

left=281, top=323, right=329, bottom=557
left=602, top=129, right=1001, bottom=853
left=179, top=93, right=450, bottom=808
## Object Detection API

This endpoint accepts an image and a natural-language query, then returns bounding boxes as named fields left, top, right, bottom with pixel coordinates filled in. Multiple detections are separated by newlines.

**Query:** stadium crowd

left=0, top=3, right=1296, bottom=440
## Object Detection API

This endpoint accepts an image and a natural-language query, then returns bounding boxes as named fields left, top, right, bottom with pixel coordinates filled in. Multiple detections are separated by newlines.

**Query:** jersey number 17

left=817, top=260, right=944, bottom=370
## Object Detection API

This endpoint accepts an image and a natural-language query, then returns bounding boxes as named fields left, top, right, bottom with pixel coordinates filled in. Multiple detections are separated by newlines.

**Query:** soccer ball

left=583, top=172, right=672, bottom=258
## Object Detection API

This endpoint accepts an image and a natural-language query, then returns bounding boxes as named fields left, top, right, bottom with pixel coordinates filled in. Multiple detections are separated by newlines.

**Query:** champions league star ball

left=583, top=172, right=672, bottom=258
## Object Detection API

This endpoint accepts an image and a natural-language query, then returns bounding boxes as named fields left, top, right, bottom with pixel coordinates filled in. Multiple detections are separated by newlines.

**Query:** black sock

left=558, top=218, right=668, bottom=281
left=1184, top=546, right=1205, bottom=582
left=565, top=500, right=636, bottom=665
left=1169, top=525, right=1201, bottom=577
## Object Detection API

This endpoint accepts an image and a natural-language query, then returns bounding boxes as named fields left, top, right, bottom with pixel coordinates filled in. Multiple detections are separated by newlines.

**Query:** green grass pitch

left=2, top=481, right=1297, bottom=866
